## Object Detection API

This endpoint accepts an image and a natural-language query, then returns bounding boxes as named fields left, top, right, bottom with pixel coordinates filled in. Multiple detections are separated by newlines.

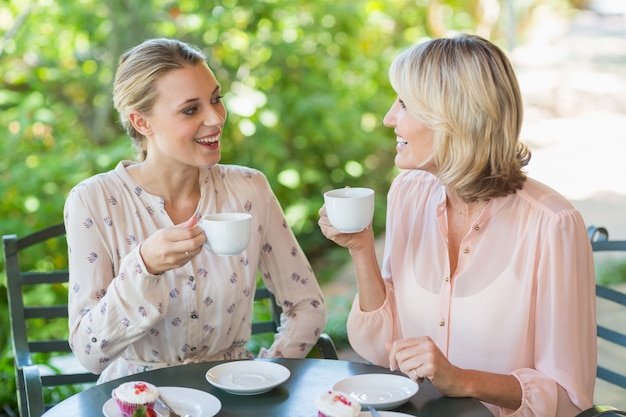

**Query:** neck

left=126, top=161, right=201, bottom=201
left=446, top=193, right=487, bottom=216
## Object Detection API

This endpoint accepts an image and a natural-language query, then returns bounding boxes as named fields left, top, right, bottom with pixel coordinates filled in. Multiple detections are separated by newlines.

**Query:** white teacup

left=323, top=187, right=375, bottom=233
left=199, top=213, right=252, bottom=256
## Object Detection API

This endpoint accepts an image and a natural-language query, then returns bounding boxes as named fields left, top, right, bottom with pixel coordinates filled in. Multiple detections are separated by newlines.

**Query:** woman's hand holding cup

left=198, top=213, right=252, bottom=256
left=319, top=187, right=375, bottom=249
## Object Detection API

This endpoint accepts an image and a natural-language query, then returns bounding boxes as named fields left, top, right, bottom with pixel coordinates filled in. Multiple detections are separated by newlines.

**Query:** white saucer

left=205, top=360, right=290, bottom=395
left=333, top=374, right=419, bottom=410
left=359, top=412, right=415, bottom=417
left=102, top=386, right=221, bottom=417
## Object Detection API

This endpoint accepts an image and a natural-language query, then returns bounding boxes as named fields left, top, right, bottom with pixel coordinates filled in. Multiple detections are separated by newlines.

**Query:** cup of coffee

left=199, top=213, right=252, bottom=256
left=323, top=187, right=374, bottom=233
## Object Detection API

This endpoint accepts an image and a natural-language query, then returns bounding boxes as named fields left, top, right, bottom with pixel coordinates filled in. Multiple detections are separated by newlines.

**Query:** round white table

left=42, top=358, right=493, bottom=417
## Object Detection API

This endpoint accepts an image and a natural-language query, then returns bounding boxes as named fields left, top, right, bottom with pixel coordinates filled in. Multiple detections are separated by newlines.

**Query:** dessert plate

left=333, top=374, right=419, bottom=410
left=205, top=360, right=291, bottom=395
left=102, top=386, right=221, bottom=417
left=358, top=412, right=415, bottom=417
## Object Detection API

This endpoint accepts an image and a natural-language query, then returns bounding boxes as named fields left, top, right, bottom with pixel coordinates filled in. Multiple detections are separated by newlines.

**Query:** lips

left=194, top=133, right=221, bottom=144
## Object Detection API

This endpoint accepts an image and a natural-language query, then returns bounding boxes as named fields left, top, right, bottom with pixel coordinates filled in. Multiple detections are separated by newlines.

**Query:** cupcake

left=111, top=381, right=159, bottom=417
left=316, top=390, right=361, bottom=417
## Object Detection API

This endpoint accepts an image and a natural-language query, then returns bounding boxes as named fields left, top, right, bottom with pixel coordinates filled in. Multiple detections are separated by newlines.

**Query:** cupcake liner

left=112, top=391, right=156, bottom=417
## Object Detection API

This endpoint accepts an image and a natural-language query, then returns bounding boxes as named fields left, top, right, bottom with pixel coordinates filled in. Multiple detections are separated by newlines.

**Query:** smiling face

left=383, top=96, right=436, bottom=173
left=131, top=63, right=227, bottom=169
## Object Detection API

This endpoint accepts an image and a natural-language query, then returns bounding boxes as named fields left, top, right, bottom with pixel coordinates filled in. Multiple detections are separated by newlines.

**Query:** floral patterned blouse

left=64, top=161, right=326, bottom=382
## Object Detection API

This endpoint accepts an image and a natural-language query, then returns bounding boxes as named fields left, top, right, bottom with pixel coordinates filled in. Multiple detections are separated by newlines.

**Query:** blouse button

left=190, top=347, right=197, bottom=352
left=189, top=276, right=195, bottom=282
left=439, top=320, right=446, bottom=327
left=444, top=276, right=449, bottom=282
left=474, top=225, right=480, bottom=231
left=463, top=247, right=470, bottom=254
left=91, top=337, right=97, bottom=343
left=190, top=313, right=198, bottom=319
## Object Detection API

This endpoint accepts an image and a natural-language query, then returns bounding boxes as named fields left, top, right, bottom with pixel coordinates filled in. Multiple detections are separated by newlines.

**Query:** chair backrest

left=252, top=286, right=283, bottom=335
left=587, top=226, right=626, bottom=391
left=3, top=223, right=98, bottom=417
left=251, top=278, right=338, bottom=360
left=576, top=405, right=626, bottom=417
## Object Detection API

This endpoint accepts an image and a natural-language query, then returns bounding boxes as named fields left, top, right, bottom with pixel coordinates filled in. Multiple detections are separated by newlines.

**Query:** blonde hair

left=389, top=34, right=530, bottom=202
left=113, top=38, right=207, bottom=161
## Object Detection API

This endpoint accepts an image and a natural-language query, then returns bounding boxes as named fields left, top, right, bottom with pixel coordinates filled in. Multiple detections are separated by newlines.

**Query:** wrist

left=139, top=242, right=163, bottom=275
left=458, top=368, right=478, bottom=398
left=347, top=230, right=376, bottom=256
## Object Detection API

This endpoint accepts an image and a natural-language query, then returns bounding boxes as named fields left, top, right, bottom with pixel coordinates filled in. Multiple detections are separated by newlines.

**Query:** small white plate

left=102, top=386, right=221, bottom=417
left=333, top=374, right=419, bottom=410
left=205, top=360, right=291, bottom=395
left=359, top=412, right=415, bottom=417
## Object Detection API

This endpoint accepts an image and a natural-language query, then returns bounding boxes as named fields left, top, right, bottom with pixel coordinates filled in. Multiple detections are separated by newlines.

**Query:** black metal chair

left=3, top=223, right=99, bottom=417
left=576, top=405, right=626, bottom=417
left=587, top=226, right=626, bottom=389
left=252, top=286, right=338, bottom=359
left=574, top=226, right=626, bottom=417
left=4, top=223, right=337, bottom=417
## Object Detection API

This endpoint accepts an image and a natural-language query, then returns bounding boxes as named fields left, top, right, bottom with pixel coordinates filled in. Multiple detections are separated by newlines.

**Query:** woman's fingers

left=388, top=337, right=435, bottom=381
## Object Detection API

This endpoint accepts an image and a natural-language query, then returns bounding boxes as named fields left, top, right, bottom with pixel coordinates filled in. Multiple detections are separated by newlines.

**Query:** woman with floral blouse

left=64, top=38, right=326, bottom=382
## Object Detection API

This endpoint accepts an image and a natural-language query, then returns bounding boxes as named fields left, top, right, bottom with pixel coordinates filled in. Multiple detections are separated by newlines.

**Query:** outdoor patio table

left=41, top=358, right=492, bottom=416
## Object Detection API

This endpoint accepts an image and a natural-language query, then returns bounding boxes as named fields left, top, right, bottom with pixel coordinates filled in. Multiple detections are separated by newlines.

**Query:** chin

left=394, top=157, right=412, bottom=170
left=203, top=155, right=221, bottom=167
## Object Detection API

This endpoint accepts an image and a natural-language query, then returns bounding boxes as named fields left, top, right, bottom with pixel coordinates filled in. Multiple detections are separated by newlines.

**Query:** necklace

left=451, top=201, right=488, bottom=216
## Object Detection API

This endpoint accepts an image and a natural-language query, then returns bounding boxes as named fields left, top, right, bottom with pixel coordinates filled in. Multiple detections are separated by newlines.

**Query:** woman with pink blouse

left=319, top=34, right=596, bottom=416
left=64, top=38, right=326, bottom=382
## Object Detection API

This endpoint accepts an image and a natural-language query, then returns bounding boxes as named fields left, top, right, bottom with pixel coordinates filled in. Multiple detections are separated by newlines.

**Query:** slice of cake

left=316, top=390, right=361, bottom=417
left=111, top=381, right=159, bottom=417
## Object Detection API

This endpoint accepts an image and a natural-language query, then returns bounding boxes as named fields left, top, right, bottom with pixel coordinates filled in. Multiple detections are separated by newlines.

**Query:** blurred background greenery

left=0, top=0, right=591, bottom=414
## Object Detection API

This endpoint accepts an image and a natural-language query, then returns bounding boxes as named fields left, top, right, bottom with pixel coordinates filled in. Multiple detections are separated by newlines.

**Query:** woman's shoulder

left=204, top=164, right=271, bottom=192
left=517, top=177, right=576, bottom=215
left=394, top=169, right=441, bottom=185
left=206, top=164, right=265, bottom=180
left=68, top=162, right=127, bottom=195
left=390, top=169, right=443, bottom=194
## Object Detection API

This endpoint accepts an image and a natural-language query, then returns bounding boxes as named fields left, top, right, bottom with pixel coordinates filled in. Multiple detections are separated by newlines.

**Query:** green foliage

left=323, top=296, right=353, bottom=348
left=0, top=287, right=17, bottom=415
left=246, top=294, right=275, bottom=355
left=595, top=255, right=626, bottom=286
left=0, top=0, right=577, bottom=414
left=0, top=0, right=543, bottom=260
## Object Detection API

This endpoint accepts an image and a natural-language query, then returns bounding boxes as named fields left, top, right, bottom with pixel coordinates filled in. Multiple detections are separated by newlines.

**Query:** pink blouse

left=65, top=161, right=326, bottom=382
left=347, top=170, right=596, bottom=417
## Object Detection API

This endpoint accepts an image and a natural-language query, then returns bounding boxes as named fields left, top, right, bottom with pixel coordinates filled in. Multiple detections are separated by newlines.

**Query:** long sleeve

left=346, top=279, right=399, bottom=366
left=347, top=170, right=439, bottom=366
left=65, top=184, right=170, bottom=375
left=501, top=209, right=596, bottom=417
left=254, top=177, right=327, bottom=358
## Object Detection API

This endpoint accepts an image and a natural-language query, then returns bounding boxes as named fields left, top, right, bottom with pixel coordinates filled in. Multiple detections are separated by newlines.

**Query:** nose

left=383, top=107, right=395, bottom=128
left=202, top=104, right=226, bottom=127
